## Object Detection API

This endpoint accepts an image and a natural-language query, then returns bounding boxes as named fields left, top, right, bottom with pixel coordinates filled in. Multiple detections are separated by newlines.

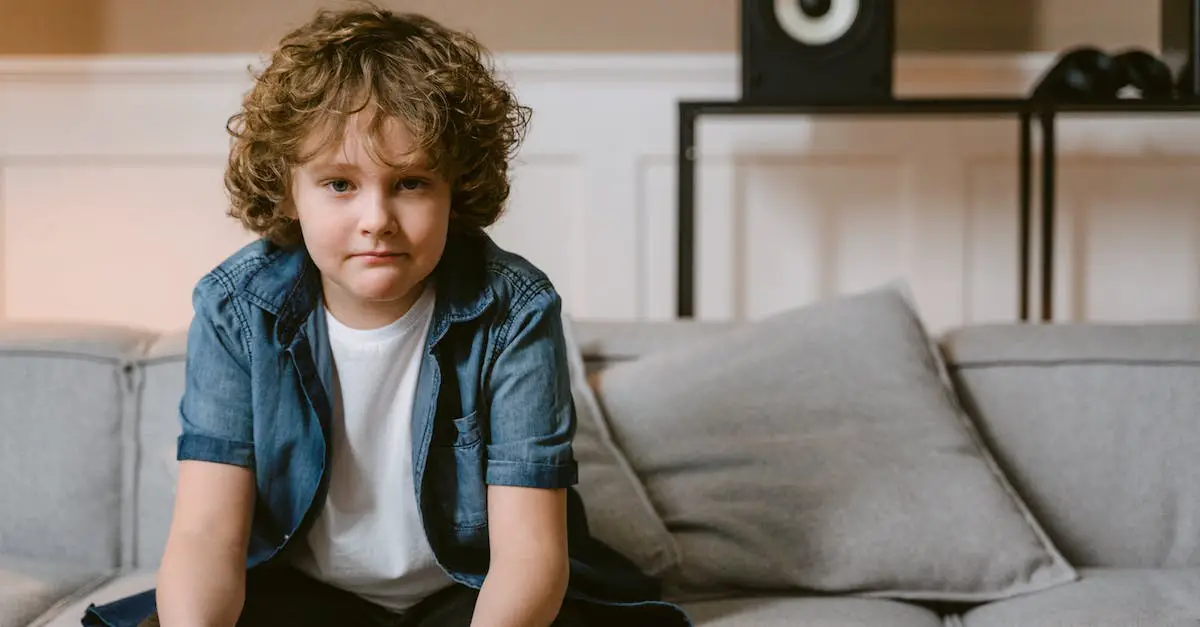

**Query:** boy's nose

left=359, top=192, right=397, bottom=237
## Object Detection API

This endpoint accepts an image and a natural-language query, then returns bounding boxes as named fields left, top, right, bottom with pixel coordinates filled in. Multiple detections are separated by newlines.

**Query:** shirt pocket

left=450, top=411, right=482, bottom=448
left=431, top=410, right=489, bottom=530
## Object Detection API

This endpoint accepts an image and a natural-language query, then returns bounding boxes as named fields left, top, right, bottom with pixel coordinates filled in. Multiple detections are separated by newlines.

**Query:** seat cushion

left=0, top=555, right=111, bottom=627
left=683, top=596, right=944, bottom=627
left=589, top=284, right=1076, bottom=602
left=30, top=569, right=155, bottom=627
left=961, top=568, right=1200, bottom=627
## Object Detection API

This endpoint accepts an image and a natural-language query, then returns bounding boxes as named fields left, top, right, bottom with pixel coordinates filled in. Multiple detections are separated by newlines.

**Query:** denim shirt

left=84, top=230, right=685, bottom=627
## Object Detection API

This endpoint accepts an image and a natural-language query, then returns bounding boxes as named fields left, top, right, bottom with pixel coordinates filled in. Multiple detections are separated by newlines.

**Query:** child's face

left=290, top=115, right=451, bottom=329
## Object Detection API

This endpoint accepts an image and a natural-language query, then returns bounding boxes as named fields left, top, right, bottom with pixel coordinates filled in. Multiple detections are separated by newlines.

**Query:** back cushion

left=0, top=323, right=150, bottom=570
left=132, top=330, right=187, bottom=568
left=941, top=323, right=1200, bottom=568
left=572, top=320, right=745, bottom=375
left=584, top=286, right=1076, bottom=602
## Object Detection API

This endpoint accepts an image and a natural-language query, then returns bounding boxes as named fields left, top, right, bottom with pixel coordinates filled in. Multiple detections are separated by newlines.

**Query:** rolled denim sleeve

left=175, top=274, right=256, bottom=468
left=485, top=286, right=578, bottom=489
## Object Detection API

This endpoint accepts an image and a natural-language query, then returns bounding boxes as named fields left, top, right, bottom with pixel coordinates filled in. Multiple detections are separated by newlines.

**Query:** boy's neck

left=321, top=277, right=433, bottom=331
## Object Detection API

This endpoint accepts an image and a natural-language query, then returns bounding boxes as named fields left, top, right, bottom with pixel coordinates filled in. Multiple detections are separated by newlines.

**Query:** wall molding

left=0, top=51, right=1056, bottom=93
left=3, top=51, right=1199, bottom=331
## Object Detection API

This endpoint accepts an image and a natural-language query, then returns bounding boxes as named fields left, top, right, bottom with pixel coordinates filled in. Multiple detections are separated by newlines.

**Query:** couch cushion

left=683, top=596, right=944, bottom=627
left=562, top=315, right=679, bottom=576
left=0, top=554, right=111, bottom=627
left=573, top=320, right=744, bottom=374
left=30, top=569, right=156, bottom=627
left=961, top=568, right=1200, bottom=627
left=0, top=322, right=151, bottom=570
left=941, top=323, right=1200, bottom=568
left=589, top=284, right=1076, bottom=602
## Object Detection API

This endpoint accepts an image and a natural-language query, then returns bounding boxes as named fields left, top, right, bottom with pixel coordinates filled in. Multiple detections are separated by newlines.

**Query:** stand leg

left=677, top=104, right=697, bottom=318
left=1039, top=111, right=1057, bottom=322
left=1018, top=111, right=1032, bottom=322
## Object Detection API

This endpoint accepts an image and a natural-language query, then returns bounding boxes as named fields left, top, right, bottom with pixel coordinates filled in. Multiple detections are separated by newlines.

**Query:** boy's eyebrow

left=307, top=160, right=357, bottom=172
left=307, top=156, right=432, bottom=173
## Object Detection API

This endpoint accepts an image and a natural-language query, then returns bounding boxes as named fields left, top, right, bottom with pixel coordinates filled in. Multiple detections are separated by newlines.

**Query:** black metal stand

left=1029, top=101, right=1200, bottom=321
left=676, top=97, right=1200, bottom=322
left=676, top=97, right=1032, bottom=319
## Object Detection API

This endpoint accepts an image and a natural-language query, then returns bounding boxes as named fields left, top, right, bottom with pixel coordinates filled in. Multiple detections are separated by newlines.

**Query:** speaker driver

left=774, top=0, right=860, bottom=46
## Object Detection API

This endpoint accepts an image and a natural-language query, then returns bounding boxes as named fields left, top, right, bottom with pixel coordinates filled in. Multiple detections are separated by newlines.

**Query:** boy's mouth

left=353, top=251, right=402, bottom=258
left=351, top=251, right=405, bottom=264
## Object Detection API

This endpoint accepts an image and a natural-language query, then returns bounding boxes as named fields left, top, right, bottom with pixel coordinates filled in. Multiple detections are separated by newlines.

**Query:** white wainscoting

left=2, top=52, right=1200, bottom=334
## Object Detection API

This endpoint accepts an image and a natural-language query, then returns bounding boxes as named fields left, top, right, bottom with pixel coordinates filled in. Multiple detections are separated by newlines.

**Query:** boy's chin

left=350, top=280, right=424, bottom=305
left=321, top=272, right=428, bottom=308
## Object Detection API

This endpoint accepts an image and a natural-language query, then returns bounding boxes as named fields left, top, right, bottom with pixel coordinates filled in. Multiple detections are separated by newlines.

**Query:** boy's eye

left=325, top=179, right=352, bottom=193
left=397, top=178, right=427, bottom=191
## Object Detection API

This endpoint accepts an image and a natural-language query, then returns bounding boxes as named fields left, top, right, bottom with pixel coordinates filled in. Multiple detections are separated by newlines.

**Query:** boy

left=82, top=4, right=689, bottom=626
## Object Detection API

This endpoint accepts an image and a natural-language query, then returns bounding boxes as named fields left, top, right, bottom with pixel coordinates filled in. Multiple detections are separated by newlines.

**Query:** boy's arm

left=156, top=461, right=255, bottom=627
left=156, top=276, right=258, bottom=627
left=472, top=486, right=570, bottom=627
left=472, top=287, right=577, bottom=627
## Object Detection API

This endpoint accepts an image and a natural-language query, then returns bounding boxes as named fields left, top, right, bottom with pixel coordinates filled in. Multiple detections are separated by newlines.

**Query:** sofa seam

left=951, top=358, right=1200, bottom=369
left=139, top=354, right=185, bottom=367
left=122, top=359, right=148, bottom=570
left=0, top=351, right=127, bottom=364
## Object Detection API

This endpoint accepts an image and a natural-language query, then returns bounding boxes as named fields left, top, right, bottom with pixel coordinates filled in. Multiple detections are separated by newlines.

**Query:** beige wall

left=0, top=0, right=1161, bottom=56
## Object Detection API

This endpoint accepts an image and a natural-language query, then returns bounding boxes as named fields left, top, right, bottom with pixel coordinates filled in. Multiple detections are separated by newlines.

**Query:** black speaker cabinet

left=740, top=0, right=895, bottom=105
left=1162, top=0, right=1200, bottom=98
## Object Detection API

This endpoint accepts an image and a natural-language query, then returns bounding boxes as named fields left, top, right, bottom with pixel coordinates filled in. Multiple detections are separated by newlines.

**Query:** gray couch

left=4, top=284, right=1200, bottom=626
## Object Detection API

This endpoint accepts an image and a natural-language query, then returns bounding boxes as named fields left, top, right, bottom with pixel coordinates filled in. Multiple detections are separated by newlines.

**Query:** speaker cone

left=774, top=0, right=860, bottom=46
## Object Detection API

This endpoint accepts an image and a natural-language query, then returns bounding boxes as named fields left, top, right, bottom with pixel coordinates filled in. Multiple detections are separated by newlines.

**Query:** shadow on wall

left=0, top=0, right=106, bottom=54
left=899, top=0, right=1038, bottom=51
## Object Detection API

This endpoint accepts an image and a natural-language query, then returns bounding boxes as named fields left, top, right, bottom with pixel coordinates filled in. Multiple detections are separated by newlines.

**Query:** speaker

left=1162, top=0, right=1200, bottom=98
left=740, top=0, right=895, bottom=105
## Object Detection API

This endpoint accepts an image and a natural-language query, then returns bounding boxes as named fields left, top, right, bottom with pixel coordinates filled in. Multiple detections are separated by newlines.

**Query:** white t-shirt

left=289, top=282, right=454, bottom=612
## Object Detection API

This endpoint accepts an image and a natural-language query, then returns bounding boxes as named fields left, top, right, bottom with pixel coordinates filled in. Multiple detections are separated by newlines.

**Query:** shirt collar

left=241, top=229, right=495, bottom=347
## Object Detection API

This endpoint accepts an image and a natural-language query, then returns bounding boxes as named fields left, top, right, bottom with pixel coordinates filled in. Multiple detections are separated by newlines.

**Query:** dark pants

left=138, top=566, right=590, bottom=627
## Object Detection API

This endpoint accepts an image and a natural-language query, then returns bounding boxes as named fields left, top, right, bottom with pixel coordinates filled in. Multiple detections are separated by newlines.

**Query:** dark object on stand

left=740, top=0, right=894, bottom=104
left=1031, top=46, right=1176, bottom=102
left=1162, top=0, right=1200, bottom=98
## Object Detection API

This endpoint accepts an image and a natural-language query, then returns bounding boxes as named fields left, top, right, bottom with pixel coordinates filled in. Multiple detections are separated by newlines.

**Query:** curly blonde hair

left=224, top=2, right=531, bottom=247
